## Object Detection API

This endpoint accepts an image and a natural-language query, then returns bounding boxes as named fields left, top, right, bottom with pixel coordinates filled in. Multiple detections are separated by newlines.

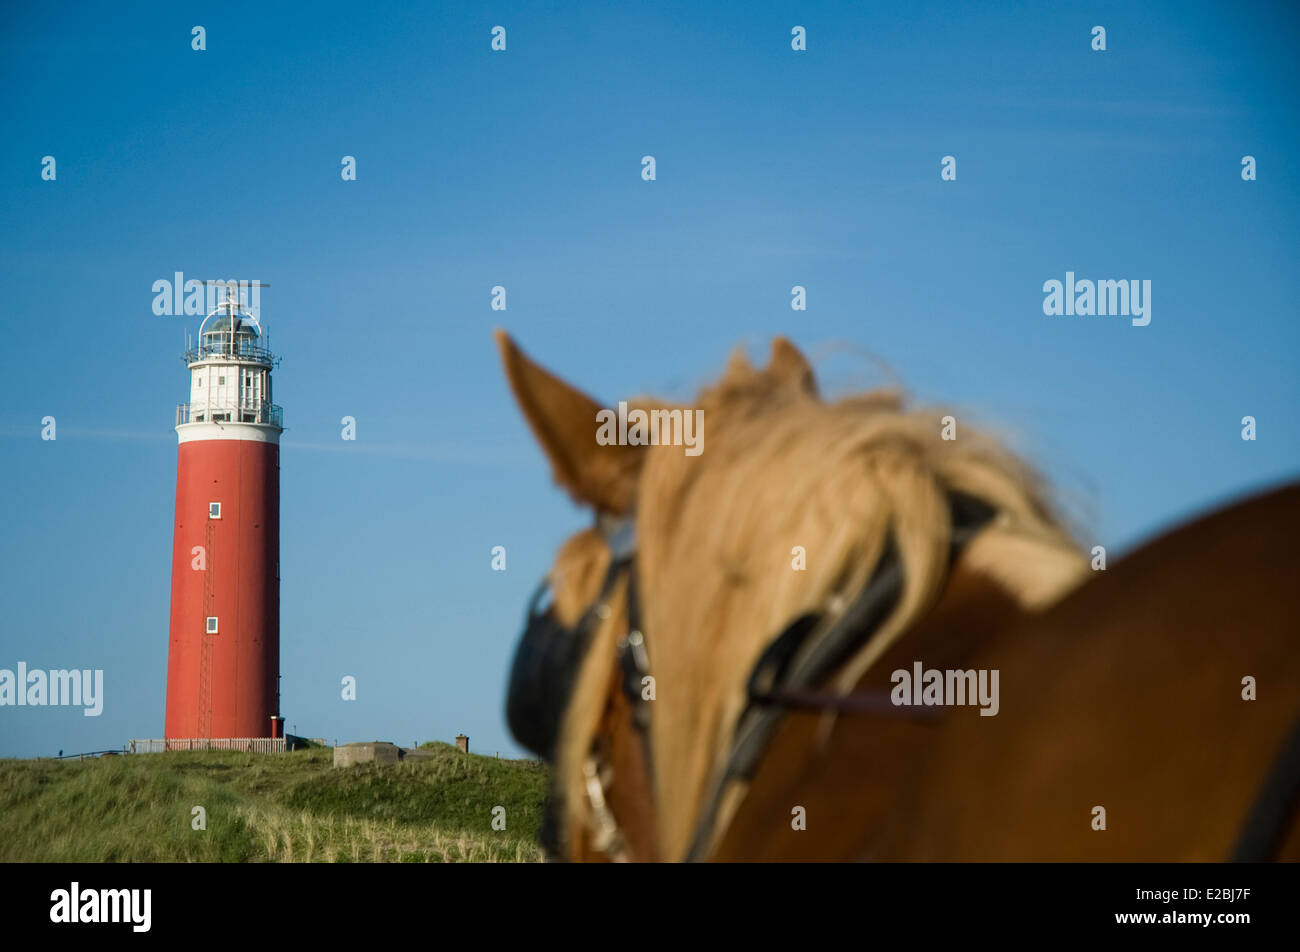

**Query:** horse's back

left=896, top=481, right=1300, bottom=860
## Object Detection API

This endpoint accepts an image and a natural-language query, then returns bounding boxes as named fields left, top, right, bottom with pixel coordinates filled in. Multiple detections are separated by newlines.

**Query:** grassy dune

left=0, top=742, right=548, bottom=862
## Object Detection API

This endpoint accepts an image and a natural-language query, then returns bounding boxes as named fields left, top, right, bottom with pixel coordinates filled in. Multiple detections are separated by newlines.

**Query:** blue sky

left=1, top=1, right=1297, bottom=759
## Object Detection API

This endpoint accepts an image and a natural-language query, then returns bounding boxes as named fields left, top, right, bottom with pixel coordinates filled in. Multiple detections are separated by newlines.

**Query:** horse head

left=497, top=329, right=1087, bottom=860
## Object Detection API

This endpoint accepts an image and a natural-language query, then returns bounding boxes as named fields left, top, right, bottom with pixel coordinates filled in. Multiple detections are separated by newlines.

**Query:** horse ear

left=767, top=336, right=818, bottom=397
left=495, top=330, right=642, bottom=514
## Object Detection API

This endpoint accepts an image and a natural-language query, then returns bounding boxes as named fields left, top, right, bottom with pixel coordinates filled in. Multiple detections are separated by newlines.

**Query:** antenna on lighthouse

left=199, top=280, right=269, bottom=331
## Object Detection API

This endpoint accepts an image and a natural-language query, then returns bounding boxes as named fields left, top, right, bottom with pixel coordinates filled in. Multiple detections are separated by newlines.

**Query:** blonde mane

left=535, top=340, right=1088, bottom=860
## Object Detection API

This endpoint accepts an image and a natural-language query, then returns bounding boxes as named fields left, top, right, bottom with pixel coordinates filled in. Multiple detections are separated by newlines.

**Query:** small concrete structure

left=333, top=741, right=435, bottom=768
left=455, top=733, right=469, bottom=753
left=333, top=741, right=400, bottom=767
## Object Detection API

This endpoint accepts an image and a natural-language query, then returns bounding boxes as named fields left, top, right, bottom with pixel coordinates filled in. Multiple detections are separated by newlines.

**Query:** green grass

left=0, top=742, right=548, bottom=862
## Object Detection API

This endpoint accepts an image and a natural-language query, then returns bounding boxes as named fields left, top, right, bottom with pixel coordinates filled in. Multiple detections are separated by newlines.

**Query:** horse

left=496, top=329, right=1300, bottom=861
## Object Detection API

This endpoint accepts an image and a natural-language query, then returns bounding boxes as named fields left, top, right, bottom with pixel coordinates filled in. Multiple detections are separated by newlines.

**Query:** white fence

left=130, top=738, right=288, bottom=753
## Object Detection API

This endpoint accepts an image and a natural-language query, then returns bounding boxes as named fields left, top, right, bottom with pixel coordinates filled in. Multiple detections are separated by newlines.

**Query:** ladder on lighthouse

left=197, top=520, right=216, bottom=738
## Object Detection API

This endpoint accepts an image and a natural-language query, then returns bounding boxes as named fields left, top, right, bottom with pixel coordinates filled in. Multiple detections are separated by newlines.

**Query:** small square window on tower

left=205, top=616, right=219, bottom=634
left=209, top=502, right=221, bottom=519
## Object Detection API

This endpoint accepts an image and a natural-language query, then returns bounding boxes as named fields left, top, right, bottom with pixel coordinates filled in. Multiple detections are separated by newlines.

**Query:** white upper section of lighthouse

left=176, top=283, right=283, bottom=444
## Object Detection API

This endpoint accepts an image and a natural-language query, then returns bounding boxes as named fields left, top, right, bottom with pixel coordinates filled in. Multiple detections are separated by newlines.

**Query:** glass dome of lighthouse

left=196, top=311, right=271, bottom=362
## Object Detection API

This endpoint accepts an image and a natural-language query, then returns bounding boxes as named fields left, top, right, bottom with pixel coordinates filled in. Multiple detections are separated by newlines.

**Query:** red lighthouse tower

left=165, top=282, right=284, bottom=742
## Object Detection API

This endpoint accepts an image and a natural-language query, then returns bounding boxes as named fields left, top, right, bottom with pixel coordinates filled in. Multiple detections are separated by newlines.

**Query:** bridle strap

left=577, top=548, right=658, bottom=862
left=747, top=686, right=942, bottom=718
left=745, top=538, right=907, bottom=715
left=617, top=562, right=656, bottom=783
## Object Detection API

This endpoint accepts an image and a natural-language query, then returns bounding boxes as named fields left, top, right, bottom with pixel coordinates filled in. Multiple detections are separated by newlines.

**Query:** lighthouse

left=164, top=282, right=284, bottom=742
